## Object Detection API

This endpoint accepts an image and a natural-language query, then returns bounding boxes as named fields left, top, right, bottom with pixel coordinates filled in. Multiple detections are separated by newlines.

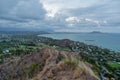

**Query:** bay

left=39, top=33, right=120, bottom=52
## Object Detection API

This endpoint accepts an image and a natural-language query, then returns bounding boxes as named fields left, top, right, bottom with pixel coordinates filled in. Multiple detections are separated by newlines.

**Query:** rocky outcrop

left=0, top=48, right=99, bottom=80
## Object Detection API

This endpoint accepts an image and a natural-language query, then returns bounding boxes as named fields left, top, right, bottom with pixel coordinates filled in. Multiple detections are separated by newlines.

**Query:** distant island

left=90, top=31, right=103, bottom=34
left=51, top=31, right=104, bottom=34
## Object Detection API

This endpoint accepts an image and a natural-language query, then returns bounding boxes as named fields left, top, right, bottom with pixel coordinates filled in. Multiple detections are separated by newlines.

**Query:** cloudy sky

left=0, top=0, right=120, bottom=33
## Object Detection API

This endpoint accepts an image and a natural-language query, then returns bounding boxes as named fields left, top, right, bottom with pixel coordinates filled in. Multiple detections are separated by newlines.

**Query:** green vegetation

left=0, top=33, right=120, bottom=79
left=107, top=62, right=120, bottom=69
left=57, top=47, right=72, bottom=52
left=0, top=58, right=3, bottom=64
left=63, top=58, right=79, bottom=69
left=28, top=63, right=40, bottom=78
left=0, top=34, right=50, bottom=64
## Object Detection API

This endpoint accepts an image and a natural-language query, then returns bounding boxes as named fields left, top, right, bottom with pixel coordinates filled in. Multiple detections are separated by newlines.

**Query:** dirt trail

left=32, top=48, right=99, bottom=80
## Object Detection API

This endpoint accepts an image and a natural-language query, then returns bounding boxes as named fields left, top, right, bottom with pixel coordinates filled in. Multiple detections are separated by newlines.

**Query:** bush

left=63, top=58, right=79, bottom=69
left=28, top=63, right=40, bottom=78
left=0, top=58, right=3, bottom=64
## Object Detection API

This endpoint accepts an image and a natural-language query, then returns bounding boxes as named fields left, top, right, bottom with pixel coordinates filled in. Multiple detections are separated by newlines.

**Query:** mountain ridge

left=0, top=48, right=99, bottom=80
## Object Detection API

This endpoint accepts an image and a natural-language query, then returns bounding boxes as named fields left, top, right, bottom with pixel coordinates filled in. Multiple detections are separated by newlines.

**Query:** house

left=3, top=49, right=9, bottom=54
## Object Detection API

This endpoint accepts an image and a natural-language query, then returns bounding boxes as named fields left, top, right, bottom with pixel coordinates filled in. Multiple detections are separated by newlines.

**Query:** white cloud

left=65, top=16, right=80, bottom=23
left=85, top=18, right=100, bottom=27
left=103, top=20, right=107, bottom=24
left=43, top=4, right=59, bottom=18
left=40, top=0, right=111, bottom=18
left=65, top=16, right=101, bottom=27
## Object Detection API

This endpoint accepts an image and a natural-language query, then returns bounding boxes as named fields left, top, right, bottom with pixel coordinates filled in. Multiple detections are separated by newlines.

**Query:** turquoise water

left=40, top=33, right=120, bottom=52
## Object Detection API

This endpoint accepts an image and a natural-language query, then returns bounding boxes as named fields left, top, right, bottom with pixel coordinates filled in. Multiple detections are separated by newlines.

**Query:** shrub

left=28, top=63, right=40, bottom=78
left=0, top=58, right=3, bottom=64
left=63, top=58, right=79, bottom=69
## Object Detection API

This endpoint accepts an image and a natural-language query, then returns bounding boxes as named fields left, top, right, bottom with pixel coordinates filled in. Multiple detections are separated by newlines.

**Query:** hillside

left=0, top=48, right=99, bottom=80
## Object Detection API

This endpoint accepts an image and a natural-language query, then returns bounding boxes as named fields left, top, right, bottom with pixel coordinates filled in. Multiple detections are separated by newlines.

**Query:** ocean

left=39, top=33, right=120, bottom=52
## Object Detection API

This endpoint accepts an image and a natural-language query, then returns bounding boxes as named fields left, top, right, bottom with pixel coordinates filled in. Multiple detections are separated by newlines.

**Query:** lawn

left=107, top=62, right=120, bottom=69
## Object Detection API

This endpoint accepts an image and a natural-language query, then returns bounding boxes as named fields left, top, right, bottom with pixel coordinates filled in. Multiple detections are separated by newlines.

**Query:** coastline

left=38, top=33, right=120, bottom=52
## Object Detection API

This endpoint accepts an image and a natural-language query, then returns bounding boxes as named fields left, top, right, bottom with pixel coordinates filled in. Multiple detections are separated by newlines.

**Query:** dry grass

left=73, top=66, right=83, bottom=79
left=61, top=57, right=100, bottom=80
left=63, top=58, right=79, bottom=69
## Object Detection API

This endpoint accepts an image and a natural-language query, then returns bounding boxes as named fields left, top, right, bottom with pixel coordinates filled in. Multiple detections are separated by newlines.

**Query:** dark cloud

left=0, top=0, right=46, bottom=21
left=13, top=0, right=46, bottom=20
left=0, top=0, right=18, bottom=15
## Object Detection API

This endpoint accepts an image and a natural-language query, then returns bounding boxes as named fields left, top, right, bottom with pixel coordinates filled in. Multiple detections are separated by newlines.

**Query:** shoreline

left=37, top=33, right=120, bottom=52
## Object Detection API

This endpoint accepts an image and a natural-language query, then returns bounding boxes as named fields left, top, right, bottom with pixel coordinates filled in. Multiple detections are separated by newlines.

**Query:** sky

left=0, top=0, right=120, bottom=33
